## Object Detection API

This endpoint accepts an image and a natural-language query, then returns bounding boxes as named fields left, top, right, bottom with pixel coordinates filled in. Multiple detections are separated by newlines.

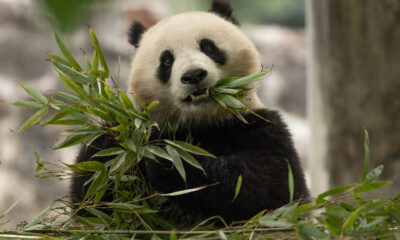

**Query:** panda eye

left=160, top=50, right=174, bottom=67
left=199, top=38, right=226, bottom=65
left=200, top=39, right=215, bottom=55
left=163, top=57, right=173, bottom=67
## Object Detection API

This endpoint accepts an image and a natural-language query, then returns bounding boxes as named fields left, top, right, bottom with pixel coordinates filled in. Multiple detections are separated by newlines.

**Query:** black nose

left=181, top=69, right=208, bottom=84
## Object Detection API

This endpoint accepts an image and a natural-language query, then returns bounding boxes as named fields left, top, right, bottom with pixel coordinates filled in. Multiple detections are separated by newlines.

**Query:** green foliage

left=5, top=30, right=399, bottom=239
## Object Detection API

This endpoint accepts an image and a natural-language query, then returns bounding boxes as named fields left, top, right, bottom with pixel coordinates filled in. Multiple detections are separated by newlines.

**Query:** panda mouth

left=184, top=88, right=210, bottom=102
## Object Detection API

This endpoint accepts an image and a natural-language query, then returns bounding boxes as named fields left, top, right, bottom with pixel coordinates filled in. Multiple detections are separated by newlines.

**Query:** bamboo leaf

left=233, top=175, right=243, bottom=202
left=166, top=145, right=186, bottom=183
left=92, top=147, right=124, bottom=158
left=24, top=203, right=54, bottom=230
left=18, top=81, right=48, bottom=104
left=110, top=152, right=128, bottom=174
left=220, top=71, right=268, bottom=88
left=287, top=161, right=294, bottom=202
left=51, top=90, right=80, bottom=103
left=164, top=140, right=215, bottom=158
left=17, top=106, right=48, bottom=132
left=145, top=145, right=172, bottom=161
left=316, top=185, right=353, bottom=204
left=89, top=29, right=109, bottom=74
left=12, top=100, right=44, bottom=109
left=159, top=184, right=217, bottom=196
left=53, top=61, right=89, bottom=85
left=342, top=208, right=361, bottom=232
left=41, top=107, right=75, bottom=125
left=85, top=170, right=108, bottom=199
left=217, top=94, right=244, bottom=108
left=47, top=53, right=71, bottom=68
left=175, top=148, right=205, bottom=173
left=119, top=90, right=135, bottom=111
left=53, top=133, right=94, bottom=149
left=296, top=222, right=329, bottom=239
left=55, top=33, right=83, bottom=72
left=76, top=161, right=105, bottom=172
left=364, top=165, right=384, bottom=184
left=361, top=129, right=370, bottom=183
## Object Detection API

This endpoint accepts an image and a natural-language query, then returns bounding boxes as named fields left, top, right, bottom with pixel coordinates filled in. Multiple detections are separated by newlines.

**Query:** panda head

left=128, top=0, right=264, bottom=128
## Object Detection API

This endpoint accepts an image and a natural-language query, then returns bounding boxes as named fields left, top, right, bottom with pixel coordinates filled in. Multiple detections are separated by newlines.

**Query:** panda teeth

left=190, top=89, right=209, bottom=101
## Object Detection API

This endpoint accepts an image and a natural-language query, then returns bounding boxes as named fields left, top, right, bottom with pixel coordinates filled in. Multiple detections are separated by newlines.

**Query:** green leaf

left=233, top=175, right=242, bottom=202
left=259, top=219, right=293, bottom=228
left=166, top=145, right=186, bottom=183
left=87, top=107, right=114, bottom=122
left=213, top=87, right=241, bottom=94
left=219, top=71, right=268, bottom=88
left=159, top=184, right=216, bottom=196
left=316, top=185, right=353, bottom=204
left=53, top=61, right=89, bottom=85
left=47, top=53, right=71, bottom=68
left=12, top=100, right=44, bottom=109
left=89, top=29, right=109, bottom=74
left=53, top=133, right=94, bottom=149
left=217, top=94, right=244, bottom=109
left=110, top=152, right=128, bottom=174
left=104, top=203, right=143, bottom=213
left=287, top=161, right=294, bottom=202
left=145, top=145, right=172, bottom=161
left=120, top=152, right=137, bottom=175
left=76, top=161, right=105, bottom=172
left=342, top=208, right=361, bottom=232
left=0, top=198, right=21, bottom=220
left=17, top=106, right=48, bottom=132
left=364, top=165, right=384, bottom=184
left=51, top=90, right=80, bottom=103
left=45, top=119, right=85, bottom=125
left=85, top=170, right=108, bottom=199
left=18, top=81, right=48, bottom=104
left=354, top=181, right=392, bottom=194
left=175, top=148, right=205, bottom=173
left=85, top=208, right=112, bottom=224
left=164, top=140, right=215, bottom=158
left=100, top=101, right=130, bottom=120
left=40, top=107, right=75, bottom=125
left=296, top=222, right=329, bottom=239
left=215, top=76, right=239, bottom=87
left=34, top=152, right=43, bottom=172
left=169, top=232, right=177, bottom=240
left=55, top=33, right=83, bottom=72
left=24, top=202, right=54, bottom=230
left=119, top=91, right=135, bottom=111
left=92, top=147, right=124, bottom=158
left=361, top=129, right=370, bottom=183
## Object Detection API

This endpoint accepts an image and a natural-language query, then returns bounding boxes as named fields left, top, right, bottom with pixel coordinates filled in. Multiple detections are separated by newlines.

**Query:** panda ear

left=128, top=21, right=147, bottom=48
left=209, top=0, right=239, bottom=25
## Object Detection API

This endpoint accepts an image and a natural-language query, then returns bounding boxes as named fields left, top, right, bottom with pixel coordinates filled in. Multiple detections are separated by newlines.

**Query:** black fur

left=157, top=50, right=174, bottom=83
left=128, top=21, right=147, bottom=48
left=71, top=109, right=310, bottom=223
left=200, top=38, right=227, bottom=65
left=209, top=0, right=239, bottom=25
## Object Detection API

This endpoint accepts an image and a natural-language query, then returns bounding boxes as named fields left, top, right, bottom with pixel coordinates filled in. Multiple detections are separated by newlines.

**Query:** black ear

left=209, top=0, right=239, bottom=25
left=128, top=21, right=147, bottom=48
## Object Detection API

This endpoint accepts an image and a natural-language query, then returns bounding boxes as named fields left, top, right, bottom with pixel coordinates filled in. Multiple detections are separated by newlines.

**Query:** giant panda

left=72, top=0, right=310, bottom=224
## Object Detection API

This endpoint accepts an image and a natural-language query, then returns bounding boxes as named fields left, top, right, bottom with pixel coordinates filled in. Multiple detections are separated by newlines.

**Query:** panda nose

left=181, top=69, right=208, bottom=84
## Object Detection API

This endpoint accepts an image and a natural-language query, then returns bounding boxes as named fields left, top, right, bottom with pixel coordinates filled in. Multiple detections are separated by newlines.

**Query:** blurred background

left=0, top=0, right=399, bottom=229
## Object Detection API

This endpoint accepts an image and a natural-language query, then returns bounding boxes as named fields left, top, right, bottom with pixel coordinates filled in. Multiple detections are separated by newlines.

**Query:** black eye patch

left=200, top=38, right=227, bottom=65
left=157, top=50, right=174, bottom=83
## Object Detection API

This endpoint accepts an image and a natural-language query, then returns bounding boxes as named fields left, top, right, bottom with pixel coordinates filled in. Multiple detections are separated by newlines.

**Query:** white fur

left=128, top=11, right=264, bottom=128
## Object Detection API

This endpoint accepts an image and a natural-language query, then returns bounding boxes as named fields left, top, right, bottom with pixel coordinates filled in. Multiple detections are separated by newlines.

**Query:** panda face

left=128, top=11, right=264, bottom=127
